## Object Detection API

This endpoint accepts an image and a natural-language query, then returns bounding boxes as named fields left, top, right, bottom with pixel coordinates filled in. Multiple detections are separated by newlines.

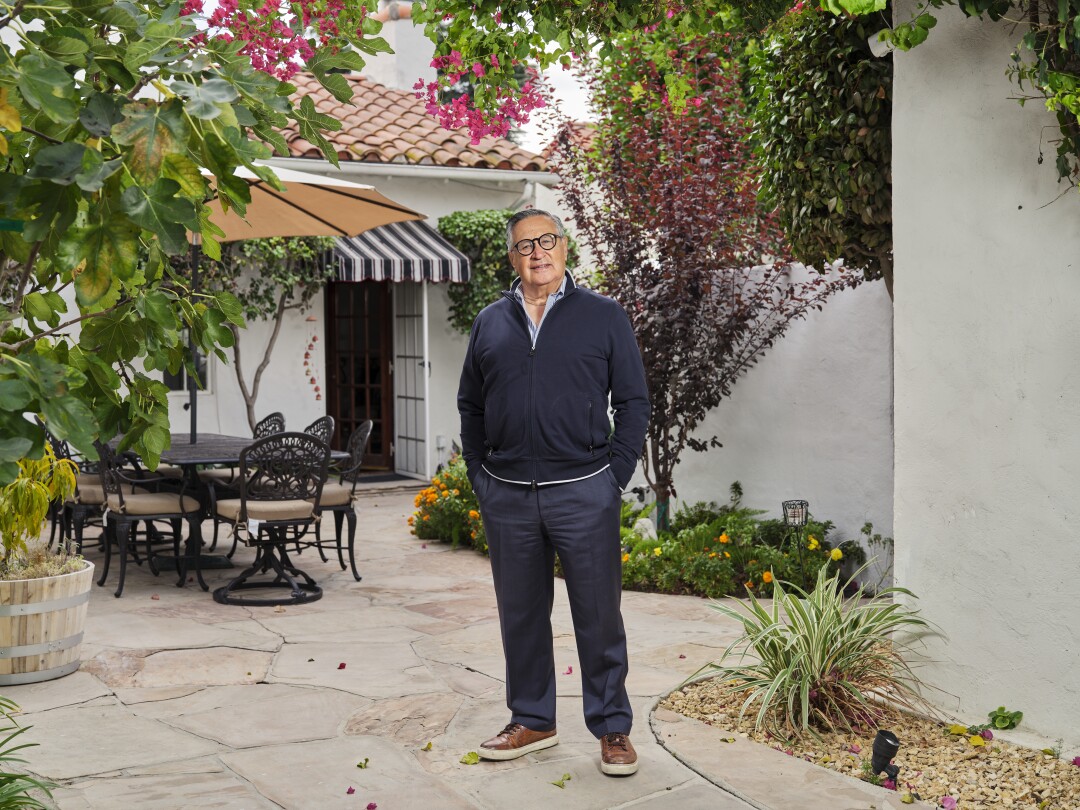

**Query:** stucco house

left=173, top=0, right=895, bottom=556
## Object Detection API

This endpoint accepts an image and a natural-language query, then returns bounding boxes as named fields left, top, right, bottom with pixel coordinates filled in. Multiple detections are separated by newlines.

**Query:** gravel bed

left=661, top=678, right=1080, bottom=809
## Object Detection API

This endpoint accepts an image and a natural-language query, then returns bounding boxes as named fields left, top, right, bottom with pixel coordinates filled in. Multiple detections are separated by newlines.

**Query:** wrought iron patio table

left=152, top=433, right=348, bottom=588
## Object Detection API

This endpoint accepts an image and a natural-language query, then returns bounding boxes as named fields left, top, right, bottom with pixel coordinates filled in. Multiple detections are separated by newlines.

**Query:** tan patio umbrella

left=185, top=163, right=425, bottom=441
left=205, top=163, right=423, bottom=242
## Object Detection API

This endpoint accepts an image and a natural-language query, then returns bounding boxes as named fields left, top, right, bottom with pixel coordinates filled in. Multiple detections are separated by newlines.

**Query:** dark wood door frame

left=325, top=281, right=393, bottom=468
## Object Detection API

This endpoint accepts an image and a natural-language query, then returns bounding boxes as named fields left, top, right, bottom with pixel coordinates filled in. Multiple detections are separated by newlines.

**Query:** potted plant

left=0, top=443, right=94, bottom=685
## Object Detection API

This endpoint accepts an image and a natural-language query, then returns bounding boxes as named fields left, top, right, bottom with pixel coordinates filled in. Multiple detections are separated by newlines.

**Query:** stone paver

left=7, top=488, right=914, bottom=809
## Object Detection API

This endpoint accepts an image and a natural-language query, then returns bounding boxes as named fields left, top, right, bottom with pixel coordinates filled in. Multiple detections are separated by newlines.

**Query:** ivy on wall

left=751, top=6, right=894, bottom=291
left=867, top=0, right=1080, bottom=188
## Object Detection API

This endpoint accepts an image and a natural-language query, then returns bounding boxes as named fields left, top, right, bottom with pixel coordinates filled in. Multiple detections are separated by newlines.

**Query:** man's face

left=509, top=215, right=567, bottom=290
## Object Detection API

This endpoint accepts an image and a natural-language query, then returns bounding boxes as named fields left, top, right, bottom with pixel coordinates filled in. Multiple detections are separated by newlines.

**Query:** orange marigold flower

left=407, top=516, right=415, bottom=525
left=468, top=510, right=480, bottom=519
left=744, top=580, right=754, bottom=589
left=719, top=533, right=730, bottom=544
left=440, top=490, right=450, bottom=498
left=762, top=571, right=774, bottom=584
left=422, top=515, right=430, bottom=521
left=709, top=552, right=717, bottom=558
left=470, top=531, right=477, bottom=539
left=723, top=551, right=730, bottom=559
left=622, top=553, right=630, bottom=563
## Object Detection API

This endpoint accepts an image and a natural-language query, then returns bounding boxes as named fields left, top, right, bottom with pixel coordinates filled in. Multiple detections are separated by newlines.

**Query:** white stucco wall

left=893, top=2, right=1080, bottom=745
left=673, top=267, right=894, bottom=567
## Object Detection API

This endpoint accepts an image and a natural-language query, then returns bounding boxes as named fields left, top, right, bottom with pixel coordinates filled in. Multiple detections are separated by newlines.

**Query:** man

left=457, top=209, right=650, bottom=776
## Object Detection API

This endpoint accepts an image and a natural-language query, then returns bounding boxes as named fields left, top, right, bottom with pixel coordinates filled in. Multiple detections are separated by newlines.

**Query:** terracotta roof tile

left=283, top=73, right=547, bottom=173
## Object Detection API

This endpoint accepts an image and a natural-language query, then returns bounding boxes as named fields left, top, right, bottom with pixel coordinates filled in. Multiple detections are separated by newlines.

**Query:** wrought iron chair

left=212, top=432, right=330, bottom=606
left=303, top=415, right=335, bottom=445
left=200, top=412, right=285, bottom=487
left=311, top=420, right=372, bottom=581
left=203, top=412, right=286, bottom=551
left=94, top=441, right=206, bottom=598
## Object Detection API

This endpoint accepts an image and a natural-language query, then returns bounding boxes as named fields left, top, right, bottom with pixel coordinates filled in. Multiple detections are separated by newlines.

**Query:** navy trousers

left=475, top=467, right=632, bottom=739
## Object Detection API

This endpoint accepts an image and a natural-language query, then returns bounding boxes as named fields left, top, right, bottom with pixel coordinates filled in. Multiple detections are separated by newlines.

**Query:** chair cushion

left=71, top=483, right=105, bottom=505
left=155, top=464, right=185, bottom=478
left=215, top=499, right=315, bottom=522
left=106, top=493, right=199, bottom=516
left=199, top=468, right=238, bottom=484
left=317, top=482, right=354, bottom=507
left=76, top=473, right=101, bottom=489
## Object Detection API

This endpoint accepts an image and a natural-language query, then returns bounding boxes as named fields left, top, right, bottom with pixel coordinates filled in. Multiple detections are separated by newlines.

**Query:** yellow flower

left=762, top=571, right=774, bottom=584
left=441, top=490, right=450, bottom=498
left=808, top=535, right=820, bottom=550
left=653, top=547, right=662, bottom=557
left=468, top=510, right=480, bottom=520
left=830, top=548, right=843, bottom=561
left=723, top=551, right=730, bottom=559
left=622, top=553, right=630, bottom=563
left=709, top=552, right=717, bottom=558
left=719, top=533, right=730, bottom=544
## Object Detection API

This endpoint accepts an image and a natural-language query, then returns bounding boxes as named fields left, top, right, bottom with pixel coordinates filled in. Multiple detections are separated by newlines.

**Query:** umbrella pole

left=189, top=239, right=200, bottom=444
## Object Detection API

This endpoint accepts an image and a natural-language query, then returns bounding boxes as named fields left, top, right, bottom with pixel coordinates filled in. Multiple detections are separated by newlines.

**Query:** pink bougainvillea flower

left=941, top=797, right=957, bottom=810
left=882, top=778, right=896, bottom=791
left=980, top=728, right=993, bottom=740
left=678, top=654, right=686, bottom=659
left=472, top=62, right=485, bottom=78
left=337, top=662, right=346, bottom=670
left=1072, top=755, right=1080, bottom=767
left=346, top=787, right=355, bottom=795
left=848, top=743, right=861, bottom=754
left=367, top=804, right=377, bottom=810
left=563, top=665, right=573, bottom=675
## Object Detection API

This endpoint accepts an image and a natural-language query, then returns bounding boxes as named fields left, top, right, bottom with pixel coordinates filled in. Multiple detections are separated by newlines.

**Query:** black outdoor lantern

left=782, top=499, right=809, bottom=528
left=870, top=729, right=901, bottom=779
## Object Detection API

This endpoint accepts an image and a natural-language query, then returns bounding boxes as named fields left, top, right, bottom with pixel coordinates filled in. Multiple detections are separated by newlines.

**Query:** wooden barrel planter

left=0, top=562, right=94, bottom=686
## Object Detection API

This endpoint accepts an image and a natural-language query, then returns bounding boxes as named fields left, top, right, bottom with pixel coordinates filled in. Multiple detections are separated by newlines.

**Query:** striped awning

left=333, top=220, right=471, bottom=283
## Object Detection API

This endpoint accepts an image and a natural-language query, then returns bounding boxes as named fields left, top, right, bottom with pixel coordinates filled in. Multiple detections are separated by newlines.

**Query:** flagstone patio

left=8, top=489, right=914, bottom=809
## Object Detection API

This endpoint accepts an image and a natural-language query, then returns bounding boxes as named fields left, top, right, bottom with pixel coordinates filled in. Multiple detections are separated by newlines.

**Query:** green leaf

left=161, top=153, right=206, bottom=199
left=291, top=96, right=342, bottom=168
left=213, top=291, right=245, bottom=327
left=0, top=437, right=33, bottom=463
left=136, top=289, right=179, bottom=330
left=459, top=751, right=480, bottom=765
left=16, top=52, right=79, bottom=124
left=75, top=149, right=123, bottom=192
left=28, top=143, right=87, bottom=185
left=40, top=394, right=97, bottom=452
left=0, top=379, right=32, bottom=411
left=92, top=57, right=137, bottom=92
left=120, top=178, right=196, bottom=255
left=80, top=92, right=127, bottom=137
left=172, top=79, right=239, bottom=119
left=23, top=291, right=62, bottom=327
left=113, top=99, right=189, bottom=184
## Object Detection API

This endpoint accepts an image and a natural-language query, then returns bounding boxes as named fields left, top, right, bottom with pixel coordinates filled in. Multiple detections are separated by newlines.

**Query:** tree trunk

left=230, top=292, right=291, bottom=433
left=652, top=481, right=672, bottom=533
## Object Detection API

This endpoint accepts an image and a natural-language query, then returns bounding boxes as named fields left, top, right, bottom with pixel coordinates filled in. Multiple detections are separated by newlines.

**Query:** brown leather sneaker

left=600, top=732, right=638, bottom=775
left=478, top=722, right=559, bottom=761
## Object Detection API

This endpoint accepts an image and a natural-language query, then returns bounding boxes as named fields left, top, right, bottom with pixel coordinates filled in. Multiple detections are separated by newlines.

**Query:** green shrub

left=751, top=4, right=893, bottom=288
left=698, top=563, right=935, bottom=740
left=0, top=695, right=53, bottom=809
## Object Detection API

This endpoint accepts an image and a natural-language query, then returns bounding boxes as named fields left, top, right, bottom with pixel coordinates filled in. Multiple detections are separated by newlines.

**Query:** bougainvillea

left=550, top=30, right=860, bottom=529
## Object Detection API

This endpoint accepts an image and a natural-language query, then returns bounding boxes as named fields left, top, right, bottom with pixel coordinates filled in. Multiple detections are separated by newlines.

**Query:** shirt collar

left=513, top=274, right=568, bottom=301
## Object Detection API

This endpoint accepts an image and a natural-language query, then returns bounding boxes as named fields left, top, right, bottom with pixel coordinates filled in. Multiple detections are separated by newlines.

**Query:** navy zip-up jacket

left=457, top=273, right=650, bottom=490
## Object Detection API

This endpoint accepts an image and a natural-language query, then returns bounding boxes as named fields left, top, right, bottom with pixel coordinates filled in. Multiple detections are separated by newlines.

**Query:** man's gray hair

left=506, top=208, right=567, bottom=252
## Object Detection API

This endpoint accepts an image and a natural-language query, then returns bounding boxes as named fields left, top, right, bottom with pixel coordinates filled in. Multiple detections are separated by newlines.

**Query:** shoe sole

left=601, top=759, right=639, bottom=776
left=478, top=734, right=559, bottom=761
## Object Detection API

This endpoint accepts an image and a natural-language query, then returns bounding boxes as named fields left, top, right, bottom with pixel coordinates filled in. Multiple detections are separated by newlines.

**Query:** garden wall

left=892, top=1, right=1080, bottom=746
left=666, top=266, right=895, bottom=569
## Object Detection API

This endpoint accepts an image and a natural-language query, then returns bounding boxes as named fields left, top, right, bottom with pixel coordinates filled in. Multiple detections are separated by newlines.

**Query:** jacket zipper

left=503, top=288, right=568, bottom=488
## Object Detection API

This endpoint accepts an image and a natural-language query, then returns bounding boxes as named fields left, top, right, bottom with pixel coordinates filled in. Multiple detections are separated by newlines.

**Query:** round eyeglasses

left=512, top=233, right=561, bottom=255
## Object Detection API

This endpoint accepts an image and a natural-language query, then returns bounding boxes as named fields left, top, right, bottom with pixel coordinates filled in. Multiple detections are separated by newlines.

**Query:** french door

left=325, top=282, right=393, bottom=468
